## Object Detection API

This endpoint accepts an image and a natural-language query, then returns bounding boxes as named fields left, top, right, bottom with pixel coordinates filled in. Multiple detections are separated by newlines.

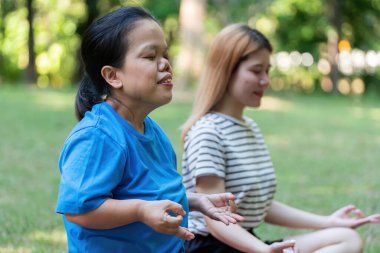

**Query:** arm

left=265, top=200, right=380, bottom=230
left=265, top=201, right=329, bottom=229
left=196, top=176, right=296, bottom=253
left=65, top=198, right=194, bottom=241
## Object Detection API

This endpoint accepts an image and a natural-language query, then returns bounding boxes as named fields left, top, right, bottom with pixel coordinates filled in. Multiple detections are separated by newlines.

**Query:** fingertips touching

left=166, top=201, right=186, bottom=216
left=164, top=213, right=183, bottom=226
left=353, top=208, right=365, bottom=218
left=226, top=192, right=236, bottom=200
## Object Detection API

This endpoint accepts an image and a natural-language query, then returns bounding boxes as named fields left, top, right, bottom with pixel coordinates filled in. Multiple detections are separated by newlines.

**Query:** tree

left=25, top=0, right=37, bottom=84
left=326, top=0, right=343, bottom=94
left=175, top=0, right=206, bottom=90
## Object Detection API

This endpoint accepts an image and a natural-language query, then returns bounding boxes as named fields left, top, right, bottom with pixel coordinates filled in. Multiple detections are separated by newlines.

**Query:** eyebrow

left=141, top=44, right=168, bottom=52
left=249, top=63, right=272, bottom=69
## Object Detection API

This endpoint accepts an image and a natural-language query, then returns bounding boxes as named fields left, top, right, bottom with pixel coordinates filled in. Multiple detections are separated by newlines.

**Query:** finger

left=214, top=215, right=230, bottom=225
left=362, top=214, right=380, bottom=224
left=341, top=204, right=357, bottom=214
left=271, top=240, right=296, bottom=251
left=214, top=193, right=238, bottom=207
left=353, top=208, right=365, bottom=218
left=227, top=199, right=238, bottom=213
left=163, top=213, right=184, bottom=227
left=219, top=212, right=245, bottom=224
left=223, top=192, right=237, bottom=201
left=175, top=227, right=195, bottom=241
left=165, top=201, right=186, bottom=216
left=368, top=213, right=380, bottom=222
left=229, top=212, right=245, bottom=222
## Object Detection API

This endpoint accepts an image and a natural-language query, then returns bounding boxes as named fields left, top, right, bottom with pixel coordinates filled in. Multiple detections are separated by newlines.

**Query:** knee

left=340, top=228, right=363, bottom=253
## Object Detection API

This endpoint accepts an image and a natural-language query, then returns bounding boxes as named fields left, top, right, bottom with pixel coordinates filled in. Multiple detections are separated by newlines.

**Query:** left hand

left=327, top=204, right=380, bottom=229
left=196, top=193, right=244, bottom=225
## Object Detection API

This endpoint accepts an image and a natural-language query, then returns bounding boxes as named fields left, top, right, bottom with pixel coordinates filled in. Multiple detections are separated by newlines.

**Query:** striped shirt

left=182, top=112, right=276, bottom=235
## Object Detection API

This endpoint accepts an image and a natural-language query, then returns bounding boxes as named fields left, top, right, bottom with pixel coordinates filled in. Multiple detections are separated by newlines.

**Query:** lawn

left=0, top=86, right=379, bottom=252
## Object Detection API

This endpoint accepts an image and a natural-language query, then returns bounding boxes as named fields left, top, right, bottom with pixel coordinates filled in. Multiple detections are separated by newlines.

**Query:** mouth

left=158, top=74, right=173, bottom=86
left=254, top=91, right=264, bottom=97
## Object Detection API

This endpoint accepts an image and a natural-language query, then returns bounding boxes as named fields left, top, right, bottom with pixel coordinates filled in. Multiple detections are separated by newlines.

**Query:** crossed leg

left=286, top=227, right=363, bottom=253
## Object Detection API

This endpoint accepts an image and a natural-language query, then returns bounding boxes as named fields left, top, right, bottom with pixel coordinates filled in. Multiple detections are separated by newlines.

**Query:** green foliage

left=0, top=0, right=380, bottom=95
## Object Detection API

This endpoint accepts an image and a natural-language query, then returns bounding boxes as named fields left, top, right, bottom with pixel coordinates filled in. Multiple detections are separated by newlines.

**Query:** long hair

left=181, top=23, right=273, bottom=141
left=75, top=6, right=158, bottom=120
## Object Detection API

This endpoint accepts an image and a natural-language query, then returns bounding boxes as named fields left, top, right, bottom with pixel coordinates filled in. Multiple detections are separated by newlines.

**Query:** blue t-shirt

left=56, top=102, right=188, bottom=253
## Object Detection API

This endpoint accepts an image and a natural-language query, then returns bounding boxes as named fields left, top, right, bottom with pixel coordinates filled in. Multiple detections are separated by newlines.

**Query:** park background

left=1, top=0, right=380, bottom=252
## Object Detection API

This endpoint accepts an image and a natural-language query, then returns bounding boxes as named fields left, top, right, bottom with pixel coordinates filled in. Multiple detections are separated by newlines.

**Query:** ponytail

left=75, top=74, right=104, bottom=121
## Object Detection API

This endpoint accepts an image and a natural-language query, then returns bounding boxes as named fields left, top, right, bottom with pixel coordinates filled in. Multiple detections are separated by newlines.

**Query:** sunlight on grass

left=31, top=91, right=74, bottom=110
left=0, top=247, right=32, bottom=253
left=260, top=96, right=293, bottom=111
left=29, top=229, right=67, bottom=245
left=352, top=107, right=380, bottom=121
left=369, top=108, right=380, bottom=121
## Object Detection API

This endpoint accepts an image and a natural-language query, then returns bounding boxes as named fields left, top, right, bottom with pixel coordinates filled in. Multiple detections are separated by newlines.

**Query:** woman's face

left=116, top=19, right=173, bottom=111
left=227, top=48, right=271, bottom=109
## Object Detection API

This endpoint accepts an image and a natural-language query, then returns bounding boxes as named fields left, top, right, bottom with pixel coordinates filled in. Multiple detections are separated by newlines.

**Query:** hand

left=270, top=240, right=297, bottom=253
left=197, top=193, right=244, bottom=225
left=327, top=204, right=380, bottom=229
left=139, top=200, right=194, bottom=241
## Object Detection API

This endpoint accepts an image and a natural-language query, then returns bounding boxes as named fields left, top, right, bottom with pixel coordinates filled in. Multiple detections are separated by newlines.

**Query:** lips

left=254, top=91, right=263, bottom=97
left=158, top=74, right=173, bottom=85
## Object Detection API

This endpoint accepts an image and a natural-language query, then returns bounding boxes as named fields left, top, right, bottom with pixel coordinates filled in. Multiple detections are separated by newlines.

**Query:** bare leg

left=286, top=227, right=363, bottom=253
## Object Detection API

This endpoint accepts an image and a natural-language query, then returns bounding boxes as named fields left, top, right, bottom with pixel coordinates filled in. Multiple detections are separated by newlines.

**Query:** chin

left=248, top=100, right=261, bottom=108
left=161, top=95, right=173, bottom=105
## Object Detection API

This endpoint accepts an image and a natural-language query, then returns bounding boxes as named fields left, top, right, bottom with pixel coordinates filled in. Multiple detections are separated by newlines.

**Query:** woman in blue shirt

left=56, top=6, right=242, bottom=253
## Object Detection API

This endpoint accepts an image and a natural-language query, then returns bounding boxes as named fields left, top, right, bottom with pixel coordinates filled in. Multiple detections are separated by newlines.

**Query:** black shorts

left=184, top=230, right=283, bottom=253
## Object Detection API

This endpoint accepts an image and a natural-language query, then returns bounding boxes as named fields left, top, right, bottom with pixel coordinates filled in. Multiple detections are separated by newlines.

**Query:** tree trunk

left=326, top=0, right=343, bottom=95
left=175, top=0, right=206, bottom=91
left=25, top=0, right=37, bottom=84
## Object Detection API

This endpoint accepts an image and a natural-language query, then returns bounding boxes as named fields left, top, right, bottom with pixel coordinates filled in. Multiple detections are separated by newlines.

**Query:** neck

left=213, top=94, right=244, bottom=120
left=106, top=96, right=145, bottom=133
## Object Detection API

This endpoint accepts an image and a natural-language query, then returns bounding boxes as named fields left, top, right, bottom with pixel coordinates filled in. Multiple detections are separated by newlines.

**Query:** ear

left=101, top=65, right=123, bottom=89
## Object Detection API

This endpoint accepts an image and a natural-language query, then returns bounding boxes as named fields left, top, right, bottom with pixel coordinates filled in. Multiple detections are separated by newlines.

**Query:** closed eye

left=143, top=55, right=156, bottom=60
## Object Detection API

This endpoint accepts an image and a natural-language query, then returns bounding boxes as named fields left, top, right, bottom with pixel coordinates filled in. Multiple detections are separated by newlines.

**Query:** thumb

left=271, top=240, right=296, bottom=251
left=165, top=201, right=186, bottom=216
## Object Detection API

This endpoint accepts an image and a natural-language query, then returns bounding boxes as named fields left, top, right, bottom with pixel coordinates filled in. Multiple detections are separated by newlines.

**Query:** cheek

left=233, top=72, right=257, bottom=91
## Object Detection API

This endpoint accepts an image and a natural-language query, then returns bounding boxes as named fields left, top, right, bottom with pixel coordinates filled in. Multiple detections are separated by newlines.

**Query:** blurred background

left=1, top=0, right=380, bottom=95
left=1, top=0, right=380, bottom=252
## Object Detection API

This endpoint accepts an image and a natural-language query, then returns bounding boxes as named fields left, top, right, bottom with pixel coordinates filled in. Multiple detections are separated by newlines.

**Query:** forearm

left=265, top=200, right=329, bottom=229
left=205, top=217, right=269, bottom=253
left=65, top=198, right=146, bottom=229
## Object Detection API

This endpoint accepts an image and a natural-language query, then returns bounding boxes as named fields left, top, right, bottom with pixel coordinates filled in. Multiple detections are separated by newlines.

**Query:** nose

left=158, top=57, right=171, bottom=72
left=259, top=74, right=270, bottom=87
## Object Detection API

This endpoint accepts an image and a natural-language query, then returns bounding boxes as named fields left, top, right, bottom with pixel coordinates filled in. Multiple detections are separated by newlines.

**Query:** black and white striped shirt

left=182, top=112, right=276, bottom=235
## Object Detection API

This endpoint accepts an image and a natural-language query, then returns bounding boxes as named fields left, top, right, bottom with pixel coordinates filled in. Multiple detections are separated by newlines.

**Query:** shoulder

left=186, top=113, right=226, bottom=142
left=64, top=103, right=126, bottom=154
left=243, top=116, right=264, bottom=136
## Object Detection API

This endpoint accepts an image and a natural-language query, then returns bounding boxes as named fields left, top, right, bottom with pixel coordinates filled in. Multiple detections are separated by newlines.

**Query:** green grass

left=1, top=86, right=379, bottom=252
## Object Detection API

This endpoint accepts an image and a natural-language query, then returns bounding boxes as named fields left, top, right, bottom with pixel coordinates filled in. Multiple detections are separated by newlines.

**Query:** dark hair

left=75, top=6, right=158, bottom=120
left=239, top=25, right=272, bottom=61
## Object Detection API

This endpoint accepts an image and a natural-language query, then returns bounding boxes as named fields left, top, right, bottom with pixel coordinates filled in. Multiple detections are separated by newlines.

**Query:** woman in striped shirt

left=181, top=24, right=379, bottom=253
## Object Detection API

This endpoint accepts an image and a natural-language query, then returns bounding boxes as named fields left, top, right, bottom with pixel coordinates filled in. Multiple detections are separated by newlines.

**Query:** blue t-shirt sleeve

left=56, top=127, right=126, bottom=214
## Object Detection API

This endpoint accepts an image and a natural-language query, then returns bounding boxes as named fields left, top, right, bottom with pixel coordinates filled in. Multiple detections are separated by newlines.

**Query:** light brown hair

left=181, top=23, right=273, bottom=141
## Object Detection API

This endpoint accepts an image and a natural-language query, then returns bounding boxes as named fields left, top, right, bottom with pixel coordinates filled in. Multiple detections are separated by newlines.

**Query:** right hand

left=139, top=200, right=195, bottom=241
left=327, top=204, right=380, bottom=229
left=270, top=240, right=297, bottom=253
